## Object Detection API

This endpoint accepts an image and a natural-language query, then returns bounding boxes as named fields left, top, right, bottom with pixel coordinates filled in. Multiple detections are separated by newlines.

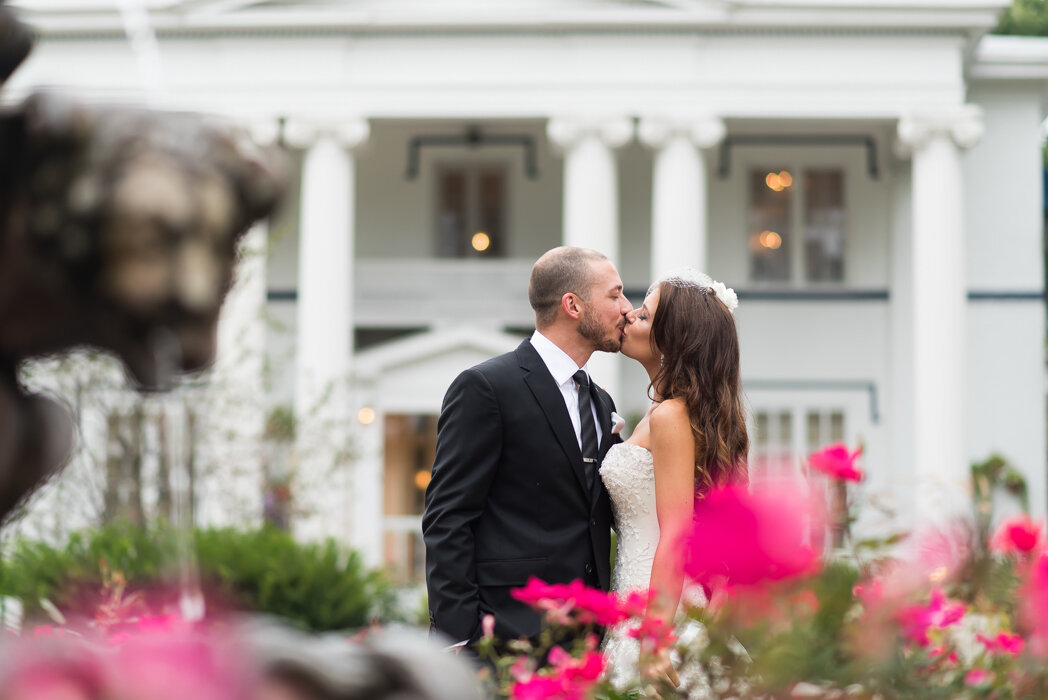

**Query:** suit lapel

left=593, top=386, right=614, bottom=457
left=517, top=340, right=590, bottom=496
left=590, top=384, right=615, bottom=511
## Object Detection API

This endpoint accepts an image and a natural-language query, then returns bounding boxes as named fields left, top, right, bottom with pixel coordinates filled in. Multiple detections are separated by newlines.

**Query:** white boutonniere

left=610, top=411, right=626, bottom=435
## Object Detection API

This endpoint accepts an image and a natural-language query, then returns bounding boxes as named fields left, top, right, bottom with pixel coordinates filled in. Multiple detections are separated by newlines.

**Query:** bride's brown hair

left=648, top=283, right=749, bottom=493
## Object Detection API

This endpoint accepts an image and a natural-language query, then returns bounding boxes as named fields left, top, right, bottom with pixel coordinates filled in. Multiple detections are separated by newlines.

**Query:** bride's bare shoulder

left=649, top=398, right=690, bottom=431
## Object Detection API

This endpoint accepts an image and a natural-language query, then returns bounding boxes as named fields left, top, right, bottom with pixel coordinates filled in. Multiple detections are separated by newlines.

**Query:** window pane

left=777, top=411, right=793, bottom=449
left=829, top=411, right=845, bottom=443
left=755, top=412, right=769, bottom=447
left=748, top=168, right=792, bottom=282
left=806, top=410, right=821, bottom=451
left=804, top=169, right=845, bottom=281
left=437, top=170, right=467, bottom=258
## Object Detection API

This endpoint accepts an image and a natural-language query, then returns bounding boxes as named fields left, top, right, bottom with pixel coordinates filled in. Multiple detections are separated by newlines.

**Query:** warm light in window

left=357, top=407, right=376, bottom=425
left=759, top=230, right=783, bottom=250
left=414, top=470, right=432, bottom=490
left=471, top=232, right=491, bottom=252
left=765, top=171, right=793, bottom=192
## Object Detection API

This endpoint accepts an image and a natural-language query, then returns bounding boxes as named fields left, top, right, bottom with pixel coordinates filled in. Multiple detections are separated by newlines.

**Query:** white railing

left=354, top=258, right=535, bottom=329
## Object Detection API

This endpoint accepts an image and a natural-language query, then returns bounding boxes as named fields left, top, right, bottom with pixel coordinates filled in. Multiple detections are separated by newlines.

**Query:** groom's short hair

left=528, top=246, right=608, bottom=328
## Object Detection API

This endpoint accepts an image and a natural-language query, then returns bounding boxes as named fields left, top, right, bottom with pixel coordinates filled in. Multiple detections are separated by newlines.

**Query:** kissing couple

left=422, top=246, right=749, bottom=688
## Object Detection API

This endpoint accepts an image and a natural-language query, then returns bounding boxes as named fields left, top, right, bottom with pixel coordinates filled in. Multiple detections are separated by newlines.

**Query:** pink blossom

left=626, top=616, right=678, bottom=654
left=510, top=647, right=604, bottom=700
left=990, top=515, right=1043, bottom=556
left=510, top=675, right=565, bottom=700
left=928, top=645, right=959, bottom=665
left=896, top=588, right=966, bottom=647
left=976, top=631, right=1026, bottom=657
left=1021, top=553, right=1048, bottom=653
left=684, top=484, right=820, bottom=588
left=481, top=614, right=495, bottom=639
left=853, top=579, right=884, bottom=607
left=2, top=641, right=106, bottom=700
left=31, top=625, right=68, bottom=639
left=809, top=443, right=864, bottom=482
left=964, top=669, right=994, bottom=687
left=511, top=578, right=646, bottom=627
left=109, top=628, right=252, bottom=700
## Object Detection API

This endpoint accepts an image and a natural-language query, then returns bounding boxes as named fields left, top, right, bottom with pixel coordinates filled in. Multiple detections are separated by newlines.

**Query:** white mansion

left=6, top=0, right=1048, bottom=582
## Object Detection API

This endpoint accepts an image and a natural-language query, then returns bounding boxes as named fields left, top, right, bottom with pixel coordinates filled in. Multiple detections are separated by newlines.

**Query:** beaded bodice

left=600, top=442, right=659, bottom=593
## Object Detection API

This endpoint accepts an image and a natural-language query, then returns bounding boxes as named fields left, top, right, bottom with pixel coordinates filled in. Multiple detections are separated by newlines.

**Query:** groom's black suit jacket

left=423, top=338, right=619, bottom=645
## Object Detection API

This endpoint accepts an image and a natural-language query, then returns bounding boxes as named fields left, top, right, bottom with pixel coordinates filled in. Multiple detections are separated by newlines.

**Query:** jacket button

left=585, top=563, right=593, bottom=574
left=591, top=519, right=597, bottom=527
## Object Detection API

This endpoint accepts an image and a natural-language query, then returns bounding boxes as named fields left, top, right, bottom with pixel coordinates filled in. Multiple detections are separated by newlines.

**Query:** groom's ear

left=561, top=292, right=583, bottom=320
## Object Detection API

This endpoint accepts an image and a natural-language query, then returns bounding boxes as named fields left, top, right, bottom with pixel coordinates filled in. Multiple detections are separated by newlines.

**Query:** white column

left=547, top=116, right=632, bottom=400
left=201, top=221, right=268, bottom=528
left=638, top=116, right=725, bottom=284
left=896, top=106, right=983, bottom=525
left=287, top=118, right=370, bottom=542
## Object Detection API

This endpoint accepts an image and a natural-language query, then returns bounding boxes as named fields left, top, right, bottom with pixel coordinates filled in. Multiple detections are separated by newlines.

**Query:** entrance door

left=382, top=414, right=438, bottom=583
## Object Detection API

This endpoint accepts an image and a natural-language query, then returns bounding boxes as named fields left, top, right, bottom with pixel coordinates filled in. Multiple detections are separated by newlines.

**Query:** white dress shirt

left=530, top=330, right=604, bottom=448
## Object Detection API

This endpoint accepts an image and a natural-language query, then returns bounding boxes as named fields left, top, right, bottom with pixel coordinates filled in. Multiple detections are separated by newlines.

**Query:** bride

left=600, top=269, right=749, bottom=695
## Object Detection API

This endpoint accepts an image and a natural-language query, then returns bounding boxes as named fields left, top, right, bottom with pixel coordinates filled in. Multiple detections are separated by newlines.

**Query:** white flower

left=710, top=280, right=738, bottom=315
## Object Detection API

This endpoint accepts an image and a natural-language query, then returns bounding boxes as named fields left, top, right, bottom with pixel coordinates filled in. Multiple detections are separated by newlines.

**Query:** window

left=748, top=167, right=844, bottom=283
left=750, top=407, right=846, bottom=478
left=751, top=408, right=794, bottom=477
left=383, top=414, right=438, bottom=583
left=436, top=166, right=506, bottom=258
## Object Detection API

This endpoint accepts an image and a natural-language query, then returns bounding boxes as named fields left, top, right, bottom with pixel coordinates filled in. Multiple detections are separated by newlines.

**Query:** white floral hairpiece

left=652, top=267, right=739, bottom=315
left=709, top=280, right=739, bottom=315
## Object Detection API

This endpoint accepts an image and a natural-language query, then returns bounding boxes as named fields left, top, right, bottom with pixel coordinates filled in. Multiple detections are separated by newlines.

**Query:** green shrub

left=0, top=522, right=393, bottom=632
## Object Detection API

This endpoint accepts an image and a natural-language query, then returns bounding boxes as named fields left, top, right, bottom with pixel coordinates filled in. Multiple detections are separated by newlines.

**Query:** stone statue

left=0, top=11, right=483, bottom=700
left=0, top=4, right=285, bottom=523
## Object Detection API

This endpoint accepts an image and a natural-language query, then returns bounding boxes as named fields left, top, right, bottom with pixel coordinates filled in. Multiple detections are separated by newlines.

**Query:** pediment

left=354, top=326, right=525, bottom=414
left=354, top=326, right=522, bottom=381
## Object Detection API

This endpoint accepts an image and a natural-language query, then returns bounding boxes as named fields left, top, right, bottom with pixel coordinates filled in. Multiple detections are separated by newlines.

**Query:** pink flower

left=928, top=645, right=959, bottom=665
left=991, top=515, right=1043, bottom=556
left=809, top=444, right=864, bottom=482
left=1022, top=553, right=1048, bottom=652
left=684, top=484, right=820, bottom=588
left=897, top=588, right=966, bottom=647
left=510, top=647, right=604, bottom=700
left=626, top=616, right=678, bottom=654
left=964, top=669, right=994, bottom=687
left=977, top=632, right=1026, bottom=657
left=512, top=578, right=645, bottom=627
left=853, top=579, right=884, bottom=606
left=481, top=614, right=495, bottom=639
left=109, top=628, right=252, bottom=700
left=510, top=675, right=564, bottom=700
left=31, top=625, right=67, bottom=638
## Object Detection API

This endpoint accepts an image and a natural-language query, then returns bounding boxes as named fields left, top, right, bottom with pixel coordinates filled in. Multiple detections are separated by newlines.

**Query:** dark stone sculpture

left=0, top=4, right=285, bottom=523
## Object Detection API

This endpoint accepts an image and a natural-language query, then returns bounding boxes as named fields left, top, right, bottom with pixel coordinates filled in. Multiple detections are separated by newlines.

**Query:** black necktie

left=573, top=369, right=599, bottom=489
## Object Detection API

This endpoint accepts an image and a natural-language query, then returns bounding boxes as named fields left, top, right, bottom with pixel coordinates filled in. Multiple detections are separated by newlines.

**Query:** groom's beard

left=578, top=308, right=623, bottom=353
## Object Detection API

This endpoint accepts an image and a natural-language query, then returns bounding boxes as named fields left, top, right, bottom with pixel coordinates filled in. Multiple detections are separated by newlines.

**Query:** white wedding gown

left=600, top=443, right=711, bottom=698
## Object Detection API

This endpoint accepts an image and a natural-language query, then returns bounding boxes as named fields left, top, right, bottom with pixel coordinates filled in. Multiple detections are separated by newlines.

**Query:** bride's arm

left=647, top=398, right=696, bottom=627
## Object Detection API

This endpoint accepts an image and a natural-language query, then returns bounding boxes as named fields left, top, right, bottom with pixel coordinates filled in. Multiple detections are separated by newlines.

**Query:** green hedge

left=0, top=522, right=394, bottom=632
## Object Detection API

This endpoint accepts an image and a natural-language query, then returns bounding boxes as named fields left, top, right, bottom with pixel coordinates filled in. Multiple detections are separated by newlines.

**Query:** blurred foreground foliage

left=997, top=0, right=1048, bottom=35
left=0, top=522, right=395, bottom=632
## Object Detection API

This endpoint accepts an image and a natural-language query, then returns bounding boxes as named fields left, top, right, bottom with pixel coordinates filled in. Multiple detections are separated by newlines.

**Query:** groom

left=423, top=246, right=631, bottom=648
